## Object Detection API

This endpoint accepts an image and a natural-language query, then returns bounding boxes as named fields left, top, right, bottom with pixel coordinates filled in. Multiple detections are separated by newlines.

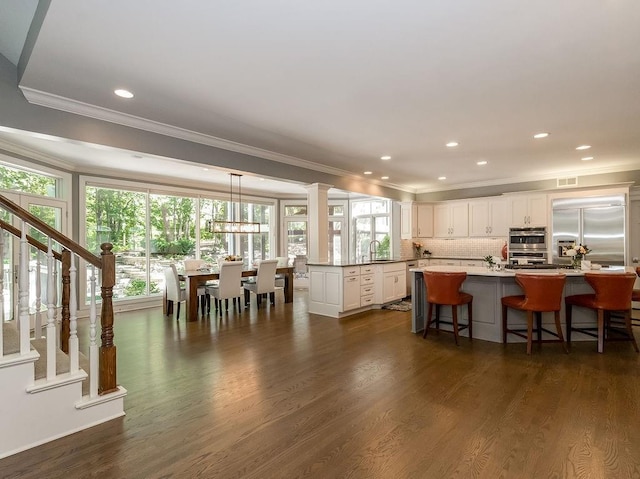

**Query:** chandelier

left=206, top=173, right=261, bottom=234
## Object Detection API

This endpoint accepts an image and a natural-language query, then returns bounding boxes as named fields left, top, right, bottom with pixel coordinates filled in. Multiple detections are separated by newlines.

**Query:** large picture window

left=83, top=181, right=274, bottom=303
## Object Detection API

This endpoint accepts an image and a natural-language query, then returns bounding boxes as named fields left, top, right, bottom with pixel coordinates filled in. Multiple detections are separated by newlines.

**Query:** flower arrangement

left=562, top=243, right=591, bottom=259
left=413, top=241, right=423, bottom=257
left=224, top=254, right=243, bottom=262
left=562, top=243, right=591, bottom=269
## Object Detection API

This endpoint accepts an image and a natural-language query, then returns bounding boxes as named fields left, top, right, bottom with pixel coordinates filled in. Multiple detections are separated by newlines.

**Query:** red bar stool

left=565, top=272, right=639, bottom=353
left=422, top=271, right=473, bottom=345
left=502, top=273, right=567, bottom=354
left=633, top=267, right=640, bottom=327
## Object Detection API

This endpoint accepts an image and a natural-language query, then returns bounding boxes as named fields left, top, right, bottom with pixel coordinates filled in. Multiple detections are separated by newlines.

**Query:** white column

left=304, top=183, right=332, bottom=264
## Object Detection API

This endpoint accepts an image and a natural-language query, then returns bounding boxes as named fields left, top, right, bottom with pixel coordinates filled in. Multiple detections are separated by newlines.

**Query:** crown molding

left=0, top=137, right=75, bottom=171
left=20, top=87, right=399, bottom=183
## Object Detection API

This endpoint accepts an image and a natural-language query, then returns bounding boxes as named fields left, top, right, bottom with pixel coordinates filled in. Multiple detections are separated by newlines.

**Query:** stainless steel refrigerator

left=551, top=195, right=626, bottom=266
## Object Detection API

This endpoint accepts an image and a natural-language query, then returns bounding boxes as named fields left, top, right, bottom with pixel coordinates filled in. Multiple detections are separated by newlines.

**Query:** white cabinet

left=342, top=274, right=361, bottom=311
left=434, top=202, right=468, bottom=238
left=469, top=198, right=508, bottom=237
left=508, top=194, right=547, bottom=227
left=375, top=262, right=406, bottom=304
left=417, top=259, right=430, bottom=268
left=400, top=202, right=433, bottom=239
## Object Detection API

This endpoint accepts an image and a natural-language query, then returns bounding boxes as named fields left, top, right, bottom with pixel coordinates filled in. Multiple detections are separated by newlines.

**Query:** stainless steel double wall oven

left=508, top=227, right=548, bottom=265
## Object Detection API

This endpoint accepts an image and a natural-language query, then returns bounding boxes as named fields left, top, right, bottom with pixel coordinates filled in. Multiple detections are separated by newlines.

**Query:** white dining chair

left=275, top=257, right=288, bottom=289
left=244, top=259, right=279, bottom=308
left=164, top=264, right=207, bottom=320
left=206, top=261, right=244, bottom=316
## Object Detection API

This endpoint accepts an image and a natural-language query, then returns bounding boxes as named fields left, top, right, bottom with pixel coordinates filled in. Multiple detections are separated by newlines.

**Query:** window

left=83, top=180, right=275, bottom=304
left=352, top=199, right=391, bottom=261
left=0, top=162, right=58, bottom=197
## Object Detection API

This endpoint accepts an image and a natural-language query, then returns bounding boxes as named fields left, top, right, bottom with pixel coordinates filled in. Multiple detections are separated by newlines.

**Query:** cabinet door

left=343, top=276, right=361, bottom=311
left=434, top=204, right=451, bottom=237
left=488, top=199, right=508, bottom=236
left=416, top=204, right=433, bottom=238
left=450, top=202, right=469, bottom=237
left=508, top=196, right=529, bottom=226
left=527, top=195, right=548, bottom=227
left=382, top=272, right=405, bottom=303
left=468, top=201, right=489, bottom=237
left=400, top=202, right=414, bottom=239
left=394, top=271, right=407, bottom=299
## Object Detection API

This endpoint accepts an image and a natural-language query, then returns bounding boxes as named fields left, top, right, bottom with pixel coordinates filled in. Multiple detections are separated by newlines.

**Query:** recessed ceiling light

left=203, top=167, right=209, bottom=171
left=477, top=160, right=488, bottom=166
left=446, top=142, right=459, bottom=148
left=533, top=132, right=549, bottom=139
left=259, top=178, right=265, bottom=181
left=132, top=154, right=143, bottom=159
left=380, top=155, right=391, bottom=160
left=114, top=89, right=134, bottom=99
left=438, top=176, right=447, bottom=180
left=381, top=176, right=389, bottom=180
left=576, top=145, right=591, bottom=150
left=581, top=156, right=594, bottom=161
left=364, top=171, right=372, bottom=175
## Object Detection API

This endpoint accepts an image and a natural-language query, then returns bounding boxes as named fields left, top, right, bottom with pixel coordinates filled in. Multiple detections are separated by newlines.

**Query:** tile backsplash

left=402, top=237, right=507, bottom=259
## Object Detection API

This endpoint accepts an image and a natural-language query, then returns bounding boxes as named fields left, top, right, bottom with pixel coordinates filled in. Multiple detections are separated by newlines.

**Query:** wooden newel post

left=60, top=249, right=71, bottom=353
left=99, top=242, right=117, bottom=394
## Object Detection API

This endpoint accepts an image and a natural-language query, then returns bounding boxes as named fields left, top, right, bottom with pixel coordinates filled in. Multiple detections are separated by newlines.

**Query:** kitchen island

left=410, top=265, right=634, bottom=343
left=308, top=260, right=407, bottom=318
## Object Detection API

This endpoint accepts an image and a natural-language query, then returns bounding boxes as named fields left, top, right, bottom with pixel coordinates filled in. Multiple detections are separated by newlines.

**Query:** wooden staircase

left=0, top=194, right=126, bottom=459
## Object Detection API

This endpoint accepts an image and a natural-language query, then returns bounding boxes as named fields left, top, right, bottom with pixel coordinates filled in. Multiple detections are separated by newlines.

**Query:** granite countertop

left=409, top=265, right=631, bottom=277
left=307, top=259, right=407, bottom=267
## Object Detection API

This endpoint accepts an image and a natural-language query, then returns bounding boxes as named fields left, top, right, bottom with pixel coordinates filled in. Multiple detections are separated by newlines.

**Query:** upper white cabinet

left=469, top=198, right=508, bottom=237
left=434, top=202, right=468, bottom=238
left=400, top=202, right=433, bottom=239
left=507, top=194, right=547, bottom=227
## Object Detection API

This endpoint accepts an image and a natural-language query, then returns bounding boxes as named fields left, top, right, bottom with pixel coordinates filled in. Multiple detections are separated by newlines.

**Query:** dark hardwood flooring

left=2, top=293, right=640, bottom=478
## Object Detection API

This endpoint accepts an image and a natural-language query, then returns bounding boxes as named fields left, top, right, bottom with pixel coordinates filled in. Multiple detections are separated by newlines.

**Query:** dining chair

left=422, top=271, right=473, bottom=345
left=206, top=261, right=244, bottom=316
left=502, top=273, right=567, bottom=354
left=163, top=264, right=207, bottom=320
left=275, top=256, right=288, bottom=289
left=244, top=259, right=279, bottom=308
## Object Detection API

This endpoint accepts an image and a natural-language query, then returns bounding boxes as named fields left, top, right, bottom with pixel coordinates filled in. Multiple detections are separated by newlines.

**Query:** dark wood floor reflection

left=2, top=294, right=640, bottom=478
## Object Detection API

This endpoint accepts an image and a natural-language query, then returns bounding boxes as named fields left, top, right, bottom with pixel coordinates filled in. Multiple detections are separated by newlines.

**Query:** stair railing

left=0, top=194, right=117, bottom=396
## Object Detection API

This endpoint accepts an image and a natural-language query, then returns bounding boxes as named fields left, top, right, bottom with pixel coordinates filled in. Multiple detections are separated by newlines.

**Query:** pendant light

left=206, top=173, right=260, bottom=234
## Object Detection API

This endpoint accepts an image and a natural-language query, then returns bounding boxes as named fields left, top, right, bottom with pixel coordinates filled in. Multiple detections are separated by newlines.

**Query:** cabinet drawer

left=361, top=274, right=375, bottom=285
left=343, top=267, right=360, bottom=277
left=360, top=265, right=375, bottom=275
left=344, top=275, right=360, bottom=285
left=360, top=294, right=375, bottom=306
left=361, top=284, right=375, bottom=296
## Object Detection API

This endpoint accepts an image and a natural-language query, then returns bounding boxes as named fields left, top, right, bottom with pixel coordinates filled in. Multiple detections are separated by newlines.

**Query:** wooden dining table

left=167, top=266, right=295, bottom=322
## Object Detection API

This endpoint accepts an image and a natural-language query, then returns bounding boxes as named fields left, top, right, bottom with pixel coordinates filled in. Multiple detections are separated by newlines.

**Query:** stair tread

left=29, top=338, right=91, bottom=397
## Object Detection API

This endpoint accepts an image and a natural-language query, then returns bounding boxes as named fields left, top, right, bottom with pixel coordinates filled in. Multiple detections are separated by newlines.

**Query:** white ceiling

left=2, top=0, right=640, bottom=195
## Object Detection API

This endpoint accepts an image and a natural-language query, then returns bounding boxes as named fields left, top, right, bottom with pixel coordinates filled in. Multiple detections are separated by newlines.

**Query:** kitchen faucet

left=369, top=239, right=381, bottom=262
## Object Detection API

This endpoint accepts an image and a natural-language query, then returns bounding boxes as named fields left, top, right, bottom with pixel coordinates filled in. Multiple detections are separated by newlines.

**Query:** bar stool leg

left=597, top=309, right=605, bottom=353
left=526, top=311, right=534, bottom=355
left=451, top=305, right=459, bottom=346
left=536, top=312, right=542, bottom=345
left=423, top=303, right=434, bottom=338
left=554, top=310, right=568, bottom=353
left=624, top=309, right=639, bottom=352
left=566, top=303, right=573, bottom=350
left=502, top=304, right=508, bottom=344
left=467, top=300, right=473, bottom=339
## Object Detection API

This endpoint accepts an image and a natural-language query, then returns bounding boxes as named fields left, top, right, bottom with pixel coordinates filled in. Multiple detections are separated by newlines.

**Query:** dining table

left=165, top=265, right=295, bottom=322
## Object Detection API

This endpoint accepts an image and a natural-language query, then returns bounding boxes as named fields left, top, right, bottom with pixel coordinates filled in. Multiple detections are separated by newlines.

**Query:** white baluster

left=0, top=227, right=4, bottom=356
left=18, top=222, right=30, bottom=355
left=46, top=238, right=56, bottom=380
left=89, top=265, right=98, bottom=398
left=34, top=250, right=42, bottom=338
left=69, top=253, right=79, bottom=373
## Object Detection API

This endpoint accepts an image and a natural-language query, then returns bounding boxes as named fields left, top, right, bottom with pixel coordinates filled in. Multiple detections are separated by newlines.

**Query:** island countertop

left=409, top=265, right=632, bottom=277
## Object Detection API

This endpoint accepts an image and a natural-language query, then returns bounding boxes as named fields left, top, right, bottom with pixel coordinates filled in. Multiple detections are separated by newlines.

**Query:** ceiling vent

left=557, top=176, right=578, bottom=188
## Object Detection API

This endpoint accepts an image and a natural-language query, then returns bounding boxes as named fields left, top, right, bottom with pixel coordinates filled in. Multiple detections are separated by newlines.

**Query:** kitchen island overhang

left=410, top=265, right=634, bottom=344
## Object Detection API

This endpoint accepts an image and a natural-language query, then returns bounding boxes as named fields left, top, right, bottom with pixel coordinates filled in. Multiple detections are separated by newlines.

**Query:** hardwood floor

left=2, top=294, right=640, bottom=478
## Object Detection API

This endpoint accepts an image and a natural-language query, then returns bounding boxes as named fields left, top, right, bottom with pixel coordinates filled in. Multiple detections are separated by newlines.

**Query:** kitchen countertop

left=409, top=265, right=631, bottom=277
left=307, top=259, right=407, bottom=267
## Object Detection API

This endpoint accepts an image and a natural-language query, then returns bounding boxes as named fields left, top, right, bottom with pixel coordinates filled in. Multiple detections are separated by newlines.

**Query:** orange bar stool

left=502, top=273, right=567, bottom=354
left=633, top=267, right=640, bottom=327
left=422, top=271, right=473, bottom=345
left=565, top=272, right=639, bottom=353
